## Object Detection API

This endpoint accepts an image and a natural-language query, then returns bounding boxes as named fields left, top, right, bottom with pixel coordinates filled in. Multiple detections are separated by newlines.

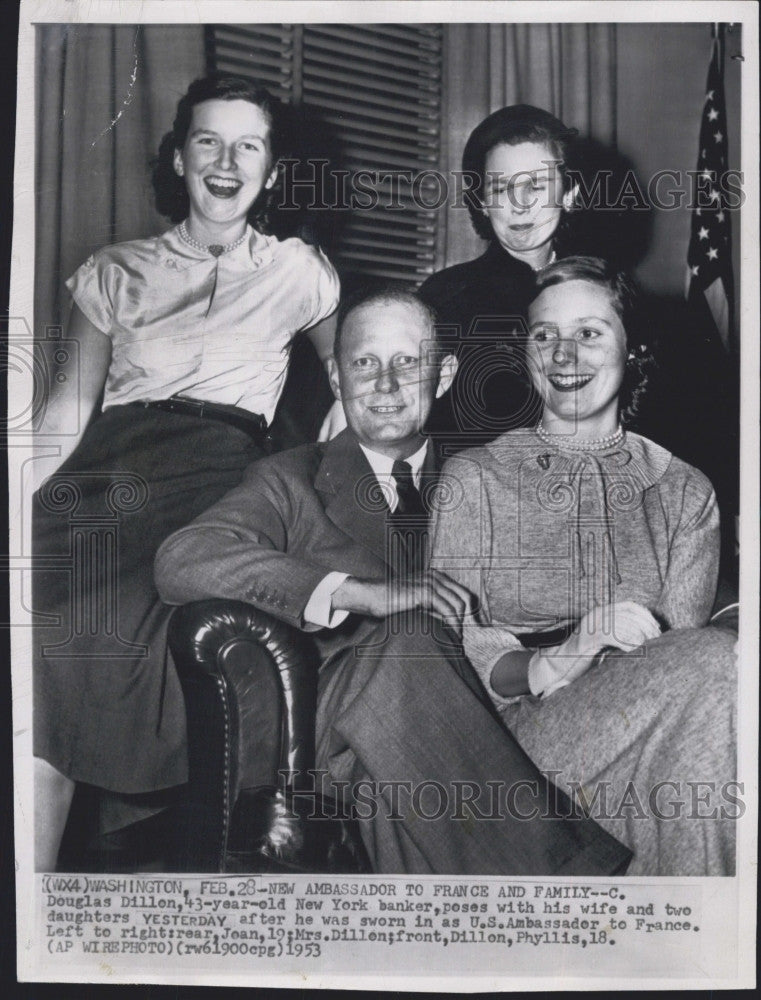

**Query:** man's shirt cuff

left=303, top=571, right=351, bottom=630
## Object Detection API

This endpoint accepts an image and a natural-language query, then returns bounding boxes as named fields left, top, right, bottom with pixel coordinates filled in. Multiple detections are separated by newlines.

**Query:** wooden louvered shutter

left=207, top=23, right=443, bottom=285
left=301, top=25, right=442, bottom=285
left=207, top=24, right=296, bottom=103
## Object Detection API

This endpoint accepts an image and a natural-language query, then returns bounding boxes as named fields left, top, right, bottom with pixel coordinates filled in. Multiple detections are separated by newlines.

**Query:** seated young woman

left=33, top=74, right=339, bottom=870
left=430, top=255, right=737, bottom=876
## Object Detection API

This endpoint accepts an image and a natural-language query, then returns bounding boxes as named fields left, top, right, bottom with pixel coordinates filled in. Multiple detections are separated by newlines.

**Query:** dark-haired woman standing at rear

left=419, top=104, right=580, bottom=449
left=33, top=75, right=339, bottom=869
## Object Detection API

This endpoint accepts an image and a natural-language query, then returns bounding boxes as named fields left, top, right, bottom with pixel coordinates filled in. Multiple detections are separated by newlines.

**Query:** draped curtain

left=34, top=25, right=206, bottom=337
left=441, top=23, right=617, bottom=268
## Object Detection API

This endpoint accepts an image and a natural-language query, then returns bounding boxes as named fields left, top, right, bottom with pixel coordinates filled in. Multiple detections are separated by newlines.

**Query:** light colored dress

left=430, top=428, right=737, bottom=875
left=34, top=227, right=339, bottom=796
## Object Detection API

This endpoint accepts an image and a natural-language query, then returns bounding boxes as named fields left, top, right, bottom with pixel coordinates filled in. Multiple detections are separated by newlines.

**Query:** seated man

left=155, top=286, right=630, bottom=876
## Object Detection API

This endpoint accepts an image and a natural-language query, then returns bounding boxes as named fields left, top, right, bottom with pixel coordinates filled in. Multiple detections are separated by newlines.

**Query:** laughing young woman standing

left=33, top=75, right=339, bottom=870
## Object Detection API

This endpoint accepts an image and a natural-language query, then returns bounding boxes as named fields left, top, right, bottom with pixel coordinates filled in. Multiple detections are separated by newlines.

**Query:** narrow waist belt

left=515, top=624, right=577, bottom=649
left=137, top=397, right=268, bottom=441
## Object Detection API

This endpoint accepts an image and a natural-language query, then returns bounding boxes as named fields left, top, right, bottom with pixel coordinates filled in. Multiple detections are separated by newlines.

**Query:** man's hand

left=332, top=570, right=473, bottom=627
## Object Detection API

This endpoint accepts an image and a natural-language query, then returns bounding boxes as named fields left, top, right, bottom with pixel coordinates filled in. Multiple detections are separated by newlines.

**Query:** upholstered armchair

left=61, top=588, right=737, bottom=873
left=166, top=600, right=370, bottom=874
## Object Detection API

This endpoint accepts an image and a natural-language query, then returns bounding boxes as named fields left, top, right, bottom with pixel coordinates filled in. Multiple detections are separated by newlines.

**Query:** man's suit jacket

left=155, top=429, right=439, bottom=659
left=156, top=429, right=633, bottom=876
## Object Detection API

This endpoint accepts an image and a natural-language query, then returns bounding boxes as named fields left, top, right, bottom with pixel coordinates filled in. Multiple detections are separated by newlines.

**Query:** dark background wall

left=616, top=23, right=741, bottom=310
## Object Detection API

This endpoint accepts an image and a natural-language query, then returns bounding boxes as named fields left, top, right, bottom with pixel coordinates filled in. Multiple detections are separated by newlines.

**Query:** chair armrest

left=167, top=599, right=320, bottom=870
left=168, top=599, right=370, bottom=874
left=169, top=599, right=320, bottom=787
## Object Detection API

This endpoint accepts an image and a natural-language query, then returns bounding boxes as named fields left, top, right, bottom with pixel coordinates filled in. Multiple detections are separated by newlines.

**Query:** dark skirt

left=32, top=404, right=265, bottom=793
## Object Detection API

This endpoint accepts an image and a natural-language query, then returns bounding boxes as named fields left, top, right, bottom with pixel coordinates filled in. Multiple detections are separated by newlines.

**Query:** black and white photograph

left=7, top=0, right=758, bottom=989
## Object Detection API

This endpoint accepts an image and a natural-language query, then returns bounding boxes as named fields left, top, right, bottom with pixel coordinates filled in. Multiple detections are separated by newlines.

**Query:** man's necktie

left=392, top=460, right=426, bottom=517
left=388, top=459, right=428, bottom=575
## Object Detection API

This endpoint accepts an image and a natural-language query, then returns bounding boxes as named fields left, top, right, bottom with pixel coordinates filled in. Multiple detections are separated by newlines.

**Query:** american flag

left=686, top=26, right=734, bottom=350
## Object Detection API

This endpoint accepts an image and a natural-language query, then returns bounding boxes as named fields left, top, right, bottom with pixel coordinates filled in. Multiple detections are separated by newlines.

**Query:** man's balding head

left=327, top=287, right=456, bottom=460
left=334, top=286, right=439, bottom=364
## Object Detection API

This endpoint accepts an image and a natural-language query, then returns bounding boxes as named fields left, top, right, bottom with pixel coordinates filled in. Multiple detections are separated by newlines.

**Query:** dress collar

left=487, top=428, right=673, bottom=492
left=482, top=239, right=556, bottom=274
left=158, top=224, right=275, bottom=273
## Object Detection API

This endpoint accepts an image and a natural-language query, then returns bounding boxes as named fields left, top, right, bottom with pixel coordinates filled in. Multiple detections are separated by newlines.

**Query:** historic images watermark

left=277, top=160, right=745, bottom=213
left=282, top=770, right=746, bottom=824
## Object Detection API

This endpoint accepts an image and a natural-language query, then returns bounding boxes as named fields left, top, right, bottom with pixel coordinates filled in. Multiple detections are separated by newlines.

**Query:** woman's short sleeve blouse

left=66, top=225, right=340, bottom=423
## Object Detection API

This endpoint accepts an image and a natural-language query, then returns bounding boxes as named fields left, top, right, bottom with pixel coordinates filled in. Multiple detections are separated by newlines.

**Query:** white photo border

left=9, top=0, right=759, bottom=990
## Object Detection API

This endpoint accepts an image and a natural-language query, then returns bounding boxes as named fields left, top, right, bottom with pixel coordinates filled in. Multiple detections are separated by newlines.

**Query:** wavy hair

left=462, top=104, right=579, bottom=242
left=151, top=74, right=290, bottom=233
left=529, top=255, right=656, bottom=428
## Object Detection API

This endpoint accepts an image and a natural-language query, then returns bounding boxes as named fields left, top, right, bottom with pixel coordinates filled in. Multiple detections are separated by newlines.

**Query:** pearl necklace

left=178, top=221, right=248, bottom=257
left=535, top=423, right=625, bottom=453
left=530, top=249, right=557, bottom=273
